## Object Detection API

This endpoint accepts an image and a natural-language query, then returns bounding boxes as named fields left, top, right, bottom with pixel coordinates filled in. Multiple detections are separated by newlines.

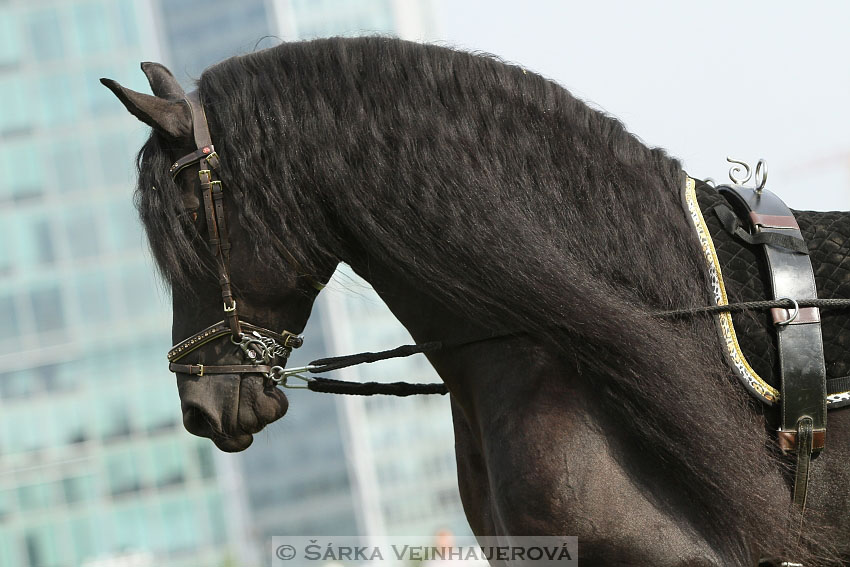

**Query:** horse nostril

left=181, top=404, right=219, bottom=439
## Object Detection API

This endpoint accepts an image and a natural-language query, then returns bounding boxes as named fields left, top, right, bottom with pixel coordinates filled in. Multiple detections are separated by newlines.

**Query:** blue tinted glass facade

left=0, top=1, right=235, bottom=565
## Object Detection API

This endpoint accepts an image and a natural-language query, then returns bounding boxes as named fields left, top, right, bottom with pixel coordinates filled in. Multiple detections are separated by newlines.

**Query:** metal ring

left=776, top=298, right=799, bottom=326
left=269, top=365, right=285, bottom=384
left=754, top=159, right=768, bottom=194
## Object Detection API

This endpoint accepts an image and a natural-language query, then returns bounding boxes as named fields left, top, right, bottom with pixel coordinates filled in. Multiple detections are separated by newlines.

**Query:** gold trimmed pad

left=684, top=178, right=779, bottom=404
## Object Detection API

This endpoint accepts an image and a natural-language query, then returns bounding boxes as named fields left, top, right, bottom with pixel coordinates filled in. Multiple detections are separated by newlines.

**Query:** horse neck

left=346, top=260, right=565, bottom=424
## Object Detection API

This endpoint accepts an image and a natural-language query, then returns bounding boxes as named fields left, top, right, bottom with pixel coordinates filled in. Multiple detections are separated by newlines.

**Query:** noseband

left=166, top=90, right=304, bottom=382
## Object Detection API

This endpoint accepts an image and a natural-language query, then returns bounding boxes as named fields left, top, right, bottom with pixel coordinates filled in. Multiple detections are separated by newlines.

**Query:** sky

left=430, top=0, right=850, bottom=210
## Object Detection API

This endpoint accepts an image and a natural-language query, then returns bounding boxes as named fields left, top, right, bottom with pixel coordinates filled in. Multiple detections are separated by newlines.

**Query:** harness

left=683, top=160, right=845, bottom=511
left=166, top=91, right=305, bottom=382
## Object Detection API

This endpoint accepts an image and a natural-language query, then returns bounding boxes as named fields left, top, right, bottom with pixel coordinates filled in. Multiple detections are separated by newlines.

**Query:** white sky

left=430, top=0, right=850, bottom=210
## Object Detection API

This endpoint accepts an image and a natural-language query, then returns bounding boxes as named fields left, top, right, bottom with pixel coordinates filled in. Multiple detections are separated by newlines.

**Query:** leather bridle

left=165, top=90, right=305, bottom=382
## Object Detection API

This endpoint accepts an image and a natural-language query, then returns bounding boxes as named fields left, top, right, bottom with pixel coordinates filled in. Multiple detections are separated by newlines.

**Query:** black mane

left=136, top=37, right=831, bottom=562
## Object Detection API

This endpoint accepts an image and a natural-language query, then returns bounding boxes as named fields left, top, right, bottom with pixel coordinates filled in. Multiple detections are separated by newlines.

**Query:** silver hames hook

left=727, top=157, right=768, bottom=194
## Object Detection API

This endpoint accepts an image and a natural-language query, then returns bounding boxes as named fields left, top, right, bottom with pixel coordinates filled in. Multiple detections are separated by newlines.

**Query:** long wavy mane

left=136, top=37, right=835, bottom=563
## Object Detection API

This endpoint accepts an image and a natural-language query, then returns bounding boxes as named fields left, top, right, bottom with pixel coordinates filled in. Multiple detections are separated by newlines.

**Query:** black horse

left=102, top=37, right=850, bottom=565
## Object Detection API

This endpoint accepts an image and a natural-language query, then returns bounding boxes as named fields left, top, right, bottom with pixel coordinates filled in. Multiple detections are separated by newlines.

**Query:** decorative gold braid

left=684, top=178, right=779, bottom=403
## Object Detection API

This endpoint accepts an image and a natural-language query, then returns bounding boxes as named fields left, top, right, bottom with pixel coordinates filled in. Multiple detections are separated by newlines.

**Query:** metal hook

left=726, top=157, right=752, bottom=185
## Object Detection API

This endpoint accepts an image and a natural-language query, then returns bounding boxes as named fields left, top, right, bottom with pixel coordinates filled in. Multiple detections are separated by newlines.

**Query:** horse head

left=101, top=63, right=337, bottom=452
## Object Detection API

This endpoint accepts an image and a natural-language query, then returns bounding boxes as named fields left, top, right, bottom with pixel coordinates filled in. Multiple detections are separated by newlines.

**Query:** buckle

left=206, top=151, right=221, bottom=169
left=223, top=300, right=237, bottom=313
left=196, top=364, right=204, bottom=377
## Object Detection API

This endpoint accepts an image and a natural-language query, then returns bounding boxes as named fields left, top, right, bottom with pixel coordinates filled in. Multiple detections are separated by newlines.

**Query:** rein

left=283, top=297, right=850, bottom=397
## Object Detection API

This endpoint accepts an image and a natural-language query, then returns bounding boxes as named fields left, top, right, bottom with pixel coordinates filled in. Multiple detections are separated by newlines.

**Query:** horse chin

left=211, top=433, right=255, bottom=453
left=176, top=373, right=289, bottom=452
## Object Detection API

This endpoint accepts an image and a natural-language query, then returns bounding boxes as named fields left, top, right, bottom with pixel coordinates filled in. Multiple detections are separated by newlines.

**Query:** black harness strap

left=710, top=203, right=809, bottom=254
left=718, top=184, right=827, bottom=509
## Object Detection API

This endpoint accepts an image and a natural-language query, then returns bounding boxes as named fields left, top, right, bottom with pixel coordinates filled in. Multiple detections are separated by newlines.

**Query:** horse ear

left=140, top=62, right=185, bottom=100
left=100, top=77, right=191, bottom=140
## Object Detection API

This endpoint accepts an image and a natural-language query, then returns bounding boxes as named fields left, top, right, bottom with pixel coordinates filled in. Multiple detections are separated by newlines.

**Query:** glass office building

left=0, top=2, right=234, bottom=566
left=2, top=1, right=464, bottom=565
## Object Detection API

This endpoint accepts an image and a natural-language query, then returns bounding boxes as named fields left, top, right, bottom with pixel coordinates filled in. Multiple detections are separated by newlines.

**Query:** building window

left=0, top=76, right=32, bottom=135
left=61, top=475, right=95, bottom=505
left=1, top=140, right=44, bottom=202
left=105, top=199, right=142, bottom=252
left=68, top=515, right=96, bottom=565
left=0, top=7, right=22, bottom=67
left=17, top=483, right=51, bottom=512
left=0, top=294, right=19, bottom=352
left=64, top=208, right=101, bottom=260
left=116, top=0, right=140, bottom=48
left=105, top=450, right=142, bottom=496
left=0, top=219, right=11, bottom=275
left=22, top=524, right=61, bottom=567
left=71, top=1, right=113, bottom=55
left=98, top=398, right=132, bottom=442
left=38, top=73, right=77, bottom=126
left=51, top=139, right=88, bottom=194
left=29, top=8, right=65, bottom=62
left=160, top=497, right=198, bottom=552
left=120, top=264, right=161, bottom=316
left=98, top=131, right=133, bottom=185
left=74, top=274, right=112, bottom=324
left=0, top=489, right=12, bottom=521
left=196, top=443, right=216, bottom=479
left=0, top=371, right=32, bottom=400
left=30, top=217, right=56, bottom=266
left=29, top=285, right=66, bottom=335
left=150, top=440, right=185, bottom=487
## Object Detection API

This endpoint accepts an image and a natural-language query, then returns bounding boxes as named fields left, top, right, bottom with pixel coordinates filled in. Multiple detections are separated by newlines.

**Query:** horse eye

left=177, top=209, right=199, bottom=223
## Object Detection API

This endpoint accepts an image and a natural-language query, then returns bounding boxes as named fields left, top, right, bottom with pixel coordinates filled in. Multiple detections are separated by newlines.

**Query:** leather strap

left=719, top=186, right=827, bottom=457
left=793, top=416, right=814, bottom=509
left=169, top=146, right=215, bottom=176
left=168, top=320, right=303, bottom=363
left=169, top=362, right=274, bottom=376
left=186, top=90, right=215, bottom=156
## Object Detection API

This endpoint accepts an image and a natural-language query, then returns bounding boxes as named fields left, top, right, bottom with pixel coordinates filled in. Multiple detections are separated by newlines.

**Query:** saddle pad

left=687, top=178, right=850, bottom=407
